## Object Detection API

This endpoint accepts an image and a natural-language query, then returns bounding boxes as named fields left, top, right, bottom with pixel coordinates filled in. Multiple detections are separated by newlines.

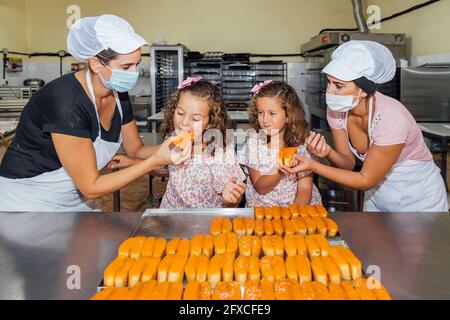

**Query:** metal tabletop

left=419, top=123, right=450, bottom=138
left=0, top=211, right=142, bottom=300
left=333, top=212, right=450, bottom=300
left=0, top=211, right=449, bottom=300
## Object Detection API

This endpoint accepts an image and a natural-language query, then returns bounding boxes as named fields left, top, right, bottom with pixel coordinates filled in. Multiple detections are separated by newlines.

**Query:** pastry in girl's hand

left=172, top=131, right=194, bottom=149
left=277, top=147, right=298, bottom=167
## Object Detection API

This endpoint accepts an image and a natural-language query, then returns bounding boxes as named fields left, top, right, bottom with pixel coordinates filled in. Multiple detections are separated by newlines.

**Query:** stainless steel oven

left=401, top=65, right=450, bottom=122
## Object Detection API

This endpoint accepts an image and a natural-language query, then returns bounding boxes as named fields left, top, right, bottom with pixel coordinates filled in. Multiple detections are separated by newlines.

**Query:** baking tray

left=131, top=208, right=254, bottom=238
left=132, top=208, right=345, bottom=243
left=97, top=209, right=351, bottom=292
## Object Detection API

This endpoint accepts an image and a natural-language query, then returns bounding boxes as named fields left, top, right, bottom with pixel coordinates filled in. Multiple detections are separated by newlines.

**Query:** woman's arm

left=107, top=154, right=143, bottom=169
left=51, top=133, right=191, bottom=199
left=294, top=174, right=313, bottom=206
left=286, top=144, right=404, bottom=191
left=247, top=166, right=283, bottom=195
left=306, top=129, right=356, bottom=170
left=120, top=121, right=161, bottom=159
left=328, top=129, right=357, bottom=170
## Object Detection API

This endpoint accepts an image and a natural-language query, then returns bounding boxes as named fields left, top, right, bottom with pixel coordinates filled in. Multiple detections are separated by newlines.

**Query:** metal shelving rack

left=222, top=62, right=254, bottom=110
left=150, top=45, right=186, bottom=130
left=185, top=60, right=222, bottom=89
left=151, top=48, right=288, bottom=113
left=186, top=58, right=287, bottom=110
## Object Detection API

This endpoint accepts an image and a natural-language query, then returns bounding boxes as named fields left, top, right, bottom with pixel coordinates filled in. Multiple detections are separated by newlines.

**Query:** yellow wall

left=3, top=0, right=447, bottom=62
left=0, top=0, right=28, bottom=52
left=12, top=0, right=357, bottom=61
left=364, top=0, right=450, bottom=57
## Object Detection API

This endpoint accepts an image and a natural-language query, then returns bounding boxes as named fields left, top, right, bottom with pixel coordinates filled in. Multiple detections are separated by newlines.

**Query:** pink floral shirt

left=237, top=133, right=322, bottom=207
left=157, top=147, right=246, bottom=208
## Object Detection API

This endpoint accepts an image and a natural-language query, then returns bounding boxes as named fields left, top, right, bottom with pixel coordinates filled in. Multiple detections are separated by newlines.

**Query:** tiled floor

left=99, top=155, right=450, bottom=212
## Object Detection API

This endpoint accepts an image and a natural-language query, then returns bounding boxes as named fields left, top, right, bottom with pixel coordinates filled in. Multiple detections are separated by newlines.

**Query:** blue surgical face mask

left=98, top=63, right=139, bottom=93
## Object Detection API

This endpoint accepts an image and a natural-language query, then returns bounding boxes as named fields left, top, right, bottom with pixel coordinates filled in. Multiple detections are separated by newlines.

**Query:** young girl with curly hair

left=238, top=80, right=322, bottom=207
left=155, top=77, right=246, bottom=208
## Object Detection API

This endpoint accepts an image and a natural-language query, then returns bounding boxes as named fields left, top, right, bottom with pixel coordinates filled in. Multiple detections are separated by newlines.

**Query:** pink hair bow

left=251, top=80, right=273, bottom=96
left=177, top=76, right=203, bottom=89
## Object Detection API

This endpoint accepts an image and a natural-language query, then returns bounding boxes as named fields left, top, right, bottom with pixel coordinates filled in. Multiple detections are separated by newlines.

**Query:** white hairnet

left=322, top=40, right=396, bottom=84
left=67, top=14, right=148, bottom=61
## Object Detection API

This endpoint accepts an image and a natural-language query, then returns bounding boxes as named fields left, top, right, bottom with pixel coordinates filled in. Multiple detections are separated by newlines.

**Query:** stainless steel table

left=0, top=211, right=142, bottom=300
left=333, top=212, right=450, bottom=300
left=0, top=211, right=449, bottom=300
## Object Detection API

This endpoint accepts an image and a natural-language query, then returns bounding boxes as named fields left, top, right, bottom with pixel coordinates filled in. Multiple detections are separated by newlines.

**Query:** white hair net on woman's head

left=323, top=40, right=396, bottom=84
left=67, top=14, right=148, bottom=61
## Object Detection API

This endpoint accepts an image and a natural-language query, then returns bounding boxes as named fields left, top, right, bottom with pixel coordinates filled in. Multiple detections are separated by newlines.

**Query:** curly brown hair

left=159, top=80, right=230, bottom=145
left=248, top=81, right=309, bottom=147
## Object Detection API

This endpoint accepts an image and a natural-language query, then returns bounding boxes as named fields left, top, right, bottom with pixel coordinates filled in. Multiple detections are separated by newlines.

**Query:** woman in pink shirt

left=282, top=40, right=448, bottom=212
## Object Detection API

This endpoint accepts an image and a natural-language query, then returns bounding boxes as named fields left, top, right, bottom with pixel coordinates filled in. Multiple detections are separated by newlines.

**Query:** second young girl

left=238, top=81, right=322, bottom=207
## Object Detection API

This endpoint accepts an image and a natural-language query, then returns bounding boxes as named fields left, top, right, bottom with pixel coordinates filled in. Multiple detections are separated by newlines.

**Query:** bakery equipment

left=185, top=55, right=287, bottom=110
left=150, top=45, right=187, bottom=130
left=0, top=85, right=36, bottom=117
left=23, top=78, right=45, bottom=88
left=401, top=64, right=450, bottom=122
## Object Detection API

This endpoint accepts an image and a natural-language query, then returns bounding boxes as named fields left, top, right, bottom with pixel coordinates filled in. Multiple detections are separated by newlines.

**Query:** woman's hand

left=222, top=178, right=247, bottom=207
left=152, top=137, right=193, bottom=166
left=278, top=154, right=316, bottom=175
left=107, top=154, right=140, bottom=169
left=306, top=131, right=332, bottom=158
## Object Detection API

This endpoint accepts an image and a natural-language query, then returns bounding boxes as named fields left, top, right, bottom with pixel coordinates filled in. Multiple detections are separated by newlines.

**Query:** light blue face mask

left=98, top=63, right=139, bottom=93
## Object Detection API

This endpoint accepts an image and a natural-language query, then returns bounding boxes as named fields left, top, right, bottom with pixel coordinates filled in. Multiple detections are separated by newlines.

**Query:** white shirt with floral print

left=237, top=133, right=322, bottom=207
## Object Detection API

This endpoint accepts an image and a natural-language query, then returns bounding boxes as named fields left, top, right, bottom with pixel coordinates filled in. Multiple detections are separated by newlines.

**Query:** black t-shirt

left=0, top=72, right=134, bottom=179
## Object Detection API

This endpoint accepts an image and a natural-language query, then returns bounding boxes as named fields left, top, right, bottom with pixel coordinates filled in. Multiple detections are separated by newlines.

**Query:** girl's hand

left=277, top=155, right=300, bottom=174
left=306, top=131, right=332, bottom=159
left=107, top=154, right=140, bottom=169
left=222, top=177, right=247, bottom=207
left=153, top=137, right=193, bottom=166
left=279, top=154, right=316, bottom=175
